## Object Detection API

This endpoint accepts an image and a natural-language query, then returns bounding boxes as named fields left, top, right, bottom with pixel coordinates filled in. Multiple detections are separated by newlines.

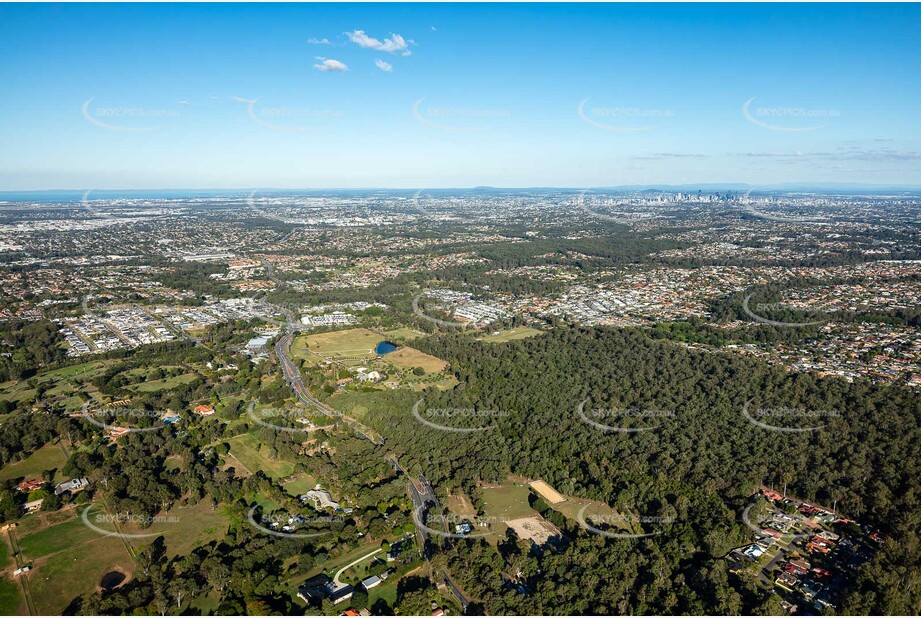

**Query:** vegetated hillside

left=370, top=326, right=921, bottom=614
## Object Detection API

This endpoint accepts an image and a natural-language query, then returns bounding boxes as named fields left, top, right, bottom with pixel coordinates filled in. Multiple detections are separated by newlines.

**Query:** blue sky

left=1, top=2, right=919, bottom=190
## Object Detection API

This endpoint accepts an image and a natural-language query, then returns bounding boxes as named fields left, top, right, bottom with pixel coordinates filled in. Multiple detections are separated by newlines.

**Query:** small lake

left=375, top=341, right=397, bottom=355
left=100, top=571, right=126, bottom=590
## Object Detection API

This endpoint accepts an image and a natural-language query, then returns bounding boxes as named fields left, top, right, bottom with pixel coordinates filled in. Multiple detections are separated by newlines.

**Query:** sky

left=1, top=2, right=919, bottom=190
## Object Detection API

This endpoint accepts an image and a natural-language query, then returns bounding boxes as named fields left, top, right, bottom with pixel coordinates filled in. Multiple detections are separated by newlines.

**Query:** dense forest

left=334, top=325, right=921, bottom=614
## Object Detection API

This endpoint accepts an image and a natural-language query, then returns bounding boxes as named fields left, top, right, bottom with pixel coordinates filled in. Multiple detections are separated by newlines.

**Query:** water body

left=100, top=571, right=126, bottom=590
left=375, top=341, right=397, bottom=355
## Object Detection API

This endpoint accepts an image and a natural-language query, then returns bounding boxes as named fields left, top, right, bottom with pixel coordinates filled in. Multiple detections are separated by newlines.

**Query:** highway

left=273, top=327, right=383, bottom=445
left=270, top=317, right=468, bottom=607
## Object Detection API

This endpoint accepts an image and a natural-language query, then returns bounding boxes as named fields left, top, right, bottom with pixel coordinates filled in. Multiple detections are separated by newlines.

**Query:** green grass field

left=190, top=589, right=221, bottom=615
left=227, top=432, right=296, bottom=479
left=283, top=475, right=318, bottom=497
left=384, top=347, right=448, bottom=373
left=130, top=372, right=199, bottom=393
left=480, top=483, right=538, bottom=520
left=26, top=535, right=134, bottom=615
left=478, top=327, right=543, bottom=343
left=381, top=327, right=426, bottom=342
left=0, top=444, right=68, bottom=484
left=0, top=575, right=22, bottom=616
left=0, top=536, right=11, bottom=570
left=16, top=512, right=101, bottom=561
left=296, top=328, right=381, bottom=358
left=120, top=501, right=229, bottom=557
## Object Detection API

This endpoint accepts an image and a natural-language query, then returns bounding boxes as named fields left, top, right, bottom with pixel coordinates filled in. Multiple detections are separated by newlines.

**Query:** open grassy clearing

left=380, top=327, right=426, bottom=342
left=296, top=328, right=381, bottom=358
left=0, top=536, right=10, bottom=571
left=129, top=372, right=199, bottom=393
left=477, top=326, right=543, bottom=343
left=0, top=443, right=68, bottom=484
left=384, top=347, right=447, bottom=373
left=116, top=501, right=230, bottom=558
left=15, top=511, right=101, bottom=560
left=479, top=483, right=538, bottom=521
left=445, top=491, right=478, bottom=518
left=0, top=575, right=23, bottom=615
left=26, top=534, right=134, bottom=615
left=227, top=431, right=296, bottom=479
left=0, top=360, right=115, bottom=404
left=283, top=475, right=318, bottom=497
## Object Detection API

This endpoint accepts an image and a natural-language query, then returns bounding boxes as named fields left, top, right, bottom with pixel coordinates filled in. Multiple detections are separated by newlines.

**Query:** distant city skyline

left=1, top=3, right=919, bottom=190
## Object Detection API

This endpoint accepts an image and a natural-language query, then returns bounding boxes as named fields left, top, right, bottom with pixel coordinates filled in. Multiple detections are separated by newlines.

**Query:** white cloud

left=345, top=30, right=412, bottom=55
left=374, top=59, right=393, bottom=73
left=308, top=37, right=330, bottom=45
left=313, top=57, right=348, bottom=72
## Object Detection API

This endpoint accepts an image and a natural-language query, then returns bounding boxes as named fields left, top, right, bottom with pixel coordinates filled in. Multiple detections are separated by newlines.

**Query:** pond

left=375, top=341, right=397, bottom=355
left=100, top=571, right=126, bottom=590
